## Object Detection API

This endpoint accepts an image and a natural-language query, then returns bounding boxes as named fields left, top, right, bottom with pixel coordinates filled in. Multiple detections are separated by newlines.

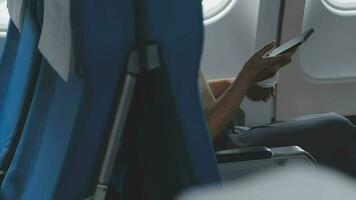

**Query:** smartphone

left=268, top=28, right=315, bottom=57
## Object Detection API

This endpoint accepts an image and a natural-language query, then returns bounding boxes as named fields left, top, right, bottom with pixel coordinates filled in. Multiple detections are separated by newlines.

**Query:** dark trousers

left=216, top=113, right=356, bottom=175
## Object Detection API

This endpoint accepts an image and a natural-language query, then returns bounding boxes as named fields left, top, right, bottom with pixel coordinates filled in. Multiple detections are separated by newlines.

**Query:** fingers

left=247, top=85, right=273, bottom=102
left=261, top=71, right=277, bottom=81
left=285, top=46, right=298, bottom=55
left=273, top=57, right=292, bottom=71
left=263, top=96, right=270, bottom=102
left=263, top=87, right=276, bottom=102
left=256, top=41, right=276, bottom=57
left=272, top=48, right=297, bottom=70
left=271, top=87, right=276, bottom=97
left=284, top=48, right=297, bottom=58
left=264, top=53, right=290, bottom=66
left=264, top=46, right=297, bottom=65
left=263, top=93, right=272, bottom=102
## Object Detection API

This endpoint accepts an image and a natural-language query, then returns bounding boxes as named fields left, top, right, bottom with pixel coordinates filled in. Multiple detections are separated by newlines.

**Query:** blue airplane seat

left=114, top=0, right=220, bottom=199
left=0, top=0, right=136, bottom=199
left=0, top=0, right=42, bottom=176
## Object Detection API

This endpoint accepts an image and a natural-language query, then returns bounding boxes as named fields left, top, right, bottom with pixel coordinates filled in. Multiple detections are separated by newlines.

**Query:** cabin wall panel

left=276, top=0, right=356, bottom=120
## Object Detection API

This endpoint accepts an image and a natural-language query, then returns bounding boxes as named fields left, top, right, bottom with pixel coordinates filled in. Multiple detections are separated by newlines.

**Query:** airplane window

left=0, top=0, right=9, bottom=31
left=202, top=0, right=234, bottom=21
left=299, top=0, right=356, bottom=82
left=322, top=0, right=356, bottom=15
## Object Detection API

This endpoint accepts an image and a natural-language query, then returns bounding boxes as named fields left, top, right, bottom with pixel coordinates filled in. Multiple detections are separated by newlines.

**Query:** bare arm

left=208, top=78, right=235, bottom=99
left=208, top=77, right=276, bottom=101
left=205, top=41, right=296, bottom=139
left=205, top=76, right=251, bottom=139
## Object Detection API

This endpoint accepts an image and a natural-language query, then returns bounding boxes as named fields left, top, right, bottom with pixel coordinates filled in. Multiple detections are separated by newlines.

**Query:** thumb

left=256, top=41, right=276, bottom=57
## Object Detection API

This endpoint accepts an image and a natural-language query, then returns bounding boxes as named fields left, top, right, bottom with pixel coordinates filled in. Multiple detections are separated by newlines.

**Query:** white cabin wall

left=276, top=0, right=356, bottom=120
left=201, top=0, right=260, bottom=80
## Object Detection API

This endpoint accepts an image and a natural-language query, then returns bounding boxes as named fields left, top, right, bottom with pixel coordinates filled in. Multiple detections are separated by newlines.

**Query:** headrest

left=38, top=0, right=73, bottom=82
left=7, top=0, right=25, bottom=31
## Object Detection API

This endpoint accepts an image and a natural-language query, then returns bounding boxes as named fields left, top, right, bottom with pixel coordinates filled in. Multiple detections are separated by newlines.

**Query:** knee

left=318, top=113, right=355, bottom=134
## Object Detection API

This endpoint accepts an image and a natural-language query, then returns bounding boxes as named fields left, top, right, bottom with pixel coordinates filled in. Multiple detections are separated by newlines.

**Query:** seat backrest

left=116, top=0, right=220, bottom=199
left=0, top=0, right=136, bottom=199
left=0, top=0, right=42, bottom=172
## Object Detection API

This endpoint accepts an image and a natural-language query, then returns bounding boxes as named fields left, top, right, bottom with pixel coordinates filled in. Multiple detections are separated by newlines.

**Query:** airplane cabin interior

left=0, top=0, right=355, bottom=199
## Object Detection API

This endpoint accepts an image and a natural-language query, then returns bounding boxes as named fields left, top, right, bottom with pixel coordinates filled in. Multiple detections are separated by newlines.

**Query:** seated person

left=199, top=41, right=356, bottom=176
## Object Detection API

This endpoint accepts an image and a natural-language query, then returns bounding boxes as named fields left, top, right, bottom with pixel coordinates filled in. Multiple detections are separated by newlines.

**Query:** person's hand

left=247, top=85, right=276, bottom=102
left=238, top=41, right=297, bottom=87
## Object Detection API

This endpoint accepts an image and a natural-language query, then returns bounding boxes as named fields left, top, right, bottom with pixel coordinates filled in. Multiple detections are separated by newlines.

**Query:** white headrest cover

left=7, top=0, right=25, bottom=31
left=38, top=0, right=73, bottom=82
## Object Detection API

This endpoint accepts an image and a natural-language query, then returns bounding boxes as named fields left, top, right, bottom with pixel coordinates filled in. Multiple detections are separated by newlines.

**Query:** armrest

left=271, top=146, right=316, bottom=162
left=216, top=147, right=273, bottom=163
left=217, top=146, right=316, bottom=181
left=217, top=146, right=315, bottom=164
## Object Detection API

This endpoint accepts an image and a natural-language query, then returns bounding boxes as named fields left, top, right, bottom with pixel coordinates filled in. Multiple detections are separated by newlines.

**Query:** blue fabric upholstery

left=0, top=0, right=42, bottom=166
left=0, top=22, right=20, bottom=110
left=116, top=0, right=220, bottom=199
left=141, top=0, right=220, bottom=184
left=0, top=0, right=136, bottom=199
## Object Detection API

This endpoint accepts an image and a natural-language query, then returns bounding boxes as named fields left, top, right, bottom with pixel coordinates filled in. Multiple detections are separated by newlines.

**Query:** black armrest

left=217, top=147, right=273, bottom=163
left=270, top=146, right=316, bottom=162
left=217, top=146, right=315, bottom=180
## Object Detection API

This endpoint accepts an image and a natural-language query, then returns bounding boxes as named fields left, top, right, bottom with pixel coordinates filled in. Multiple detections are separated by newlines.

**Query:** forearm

left=205, top=76, right=252, bottom=139
left=208, top=78, right=235, bottom=99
